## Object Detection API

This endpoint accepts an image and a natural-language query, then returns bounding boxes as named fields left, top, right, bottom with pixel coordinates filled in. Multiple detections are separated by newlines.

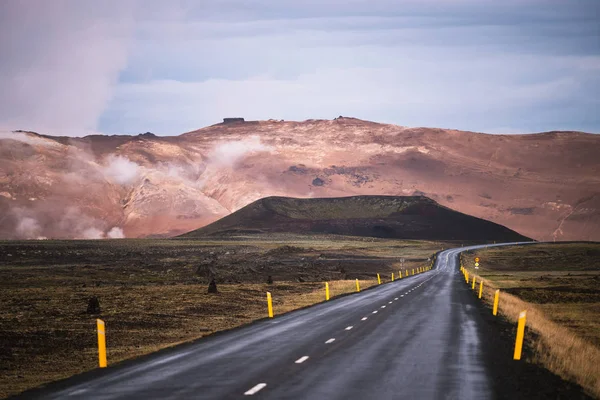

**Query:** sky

left=0, top=0, right=598, bottom=136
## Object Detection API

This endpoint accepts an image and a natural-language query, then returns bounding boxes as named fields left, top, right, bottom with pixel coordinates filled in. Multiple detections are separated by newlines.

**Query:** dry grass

left=0, top=279, right=379, bottom=399
left=277, top=279, right=378, bottom=311
left=462, top=243, right=600, bottom=398
left=0, top=237, right=442, bottom=398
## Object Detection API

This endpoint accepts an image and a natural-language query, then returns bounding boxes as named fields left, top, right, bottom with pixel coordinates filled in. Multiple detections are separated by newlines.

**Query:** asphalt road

left=25, top=243, right=530, bottom=400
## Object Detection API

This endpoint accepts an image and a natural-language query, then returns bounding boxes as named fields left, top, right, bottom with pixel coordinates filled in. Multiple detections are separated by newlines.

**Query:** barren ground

left=0, top=236, right=443, bottom=398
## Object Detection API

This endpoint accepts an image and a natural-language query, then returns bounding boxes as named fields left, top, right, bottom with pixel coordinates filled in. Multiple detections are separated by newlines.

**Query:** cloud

left=99, top=1, right=600, bottom=134
left=1, top=0, right=599, bottom=135
left=102, top=155, right=141, bottom=185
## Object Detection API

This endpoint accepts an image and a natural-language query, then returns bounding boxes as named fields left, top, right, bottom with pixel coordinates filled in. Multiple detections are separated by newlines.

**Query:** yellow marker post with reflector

left=514, top=311, right=527, bottom=360
left=377, top=273, right=381, bottom=284
left=493, top=289, right=500, bottom=316
left=478, top=280, right=483, bottom=299
left=96, top=319, right=107, bottom=368
left=325, top=282, right=330, bottom=301
left=267, top=292, right=274, bottom=318
left=472, top=276, right=476, bottom=290
left=391, top=273, right=394, bottom=282
left=356, top=279, right=360, bottom=292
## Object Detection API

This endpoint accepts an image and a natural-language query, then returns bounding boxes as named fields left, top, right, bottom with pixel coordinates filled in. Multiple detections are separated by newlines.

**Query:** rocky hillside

left=181, top=195, right=531, bottom=242
left=0, top=117, right=598, bottom=241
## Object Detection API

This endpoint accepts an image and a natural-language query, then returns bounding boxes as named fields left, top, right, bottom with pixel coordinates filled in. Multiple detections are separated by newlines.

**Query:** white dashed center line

left=394, top=298, right=399, bottom=300
left=295, top=356, right=309, bottom=364
left=389, top=301, right=393, bottom=304
left=244, top=383, right=267, bottom=395
left=381, top=305, right=386, bottom=308
left=372, top=311, right=378, bottom=314
left=361, top=317, right=368, bottom=321
left=400, top=295, right=404, bottom=297
left=345, top=326, right=353, bottom=331
left=325, top=338, right=335, bottom=344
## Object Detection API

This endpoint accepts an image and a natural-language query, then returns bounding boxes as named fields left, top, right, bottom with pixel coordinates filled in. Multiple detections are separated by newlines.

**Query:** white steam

left=0, top=131, right=59, bottom=147
left=102, top=154, right=141, bottom=185
left=16, top=217, right=42, bottom=239
left=81, top=227, right=105, bottom=239
left=107, top=227, right=125, bottom=238
left=209, top=136, right=272, bottom=166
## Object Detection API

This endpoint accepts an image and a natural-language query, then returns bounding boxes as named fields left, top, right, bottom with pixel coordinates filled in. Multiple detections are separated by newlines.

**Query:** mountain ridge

left=1, top=117, right=598, bottom=241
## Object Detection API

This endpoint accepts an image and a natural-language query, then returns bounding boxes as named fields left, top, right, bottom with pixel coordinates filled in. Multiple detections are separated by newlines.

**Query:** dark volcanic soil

left=181, top=195, right=531, bottom=242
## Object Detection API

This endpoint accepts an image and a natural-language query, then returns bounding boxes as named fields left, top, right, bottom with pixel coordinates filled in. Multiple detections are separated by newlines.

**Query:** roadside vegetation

left=0, top=237, right=442, bottom=398
left=462, top=243, right=600, bottom=398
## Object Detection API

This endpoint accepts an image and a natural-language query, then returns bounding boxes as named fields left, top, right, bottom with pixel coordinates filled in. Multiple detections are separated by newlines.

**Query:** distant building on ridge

left=223, top=117, right=245, bottom=124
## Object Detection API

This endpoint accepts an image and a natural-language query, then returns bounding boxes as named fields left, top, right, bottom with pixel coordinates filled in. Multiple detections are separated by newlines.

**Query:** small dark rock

left=87, top=296, right=101, bottom=314
left=312, top=177, right=325, bottom=186
left=207, top=278, right=218, bottom=293
left=267, top=275, right=273, bottom=284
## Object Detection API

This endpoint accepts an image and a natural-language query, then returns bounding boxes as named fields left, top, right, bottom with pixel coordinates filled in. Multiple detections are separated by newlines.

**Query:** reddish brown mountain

left=0, top=118, right=598, bottom=241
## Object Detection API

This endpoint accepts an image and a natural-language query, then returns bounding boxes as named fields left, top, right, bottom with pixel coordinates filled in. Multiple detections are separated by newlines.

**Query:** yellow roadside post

left=325, top=282, right=330, bottom=301
left=412, top=269, right=415, bottom=276
left=377, top=273, right=381, bottom=284
left=514, top=311, right=527, bottom=360
left=266, top=292, right=274, bottom=318
left=392, top=273, right=395, bottom=282
left=356, top=279, right=361, bottom=292
left=472, top=276, right=476, bottom=290
left=478, top=280, right=483, bottom=299
left=493, top=289, right=500, bottom=316
left=399, top=271, right=402, bottom=279
left=405, top=270, right=408, bottom=277
left=96, top=319, right=107, bottom=368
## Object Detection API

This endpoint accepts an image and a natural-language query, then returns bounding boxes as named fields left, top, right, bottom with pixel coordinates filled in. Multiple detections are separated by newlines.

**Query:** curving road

left=23, top=243, right=528, bottom=400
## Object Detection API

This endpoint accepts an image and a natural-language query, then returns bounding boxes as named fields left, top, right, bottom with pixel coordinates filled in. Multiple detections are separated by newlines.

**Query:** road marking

left=361, top=317, right=368, bottom=321
left=325, top=338, right=335, bottom=344
left=395, top=297, right=399, bottom=300
left=389, top=301, right=393, bottom=304
left=381, top=305, right=386, bottom=308
left=295, top=356, right=309, bottom=364
left=400, top=295, right=404, bottom=297
left=245, top=383, right=267, bottom=395
left=345, top=326, right=353, bottom=330
left=372, top=310, right=378, bottom=314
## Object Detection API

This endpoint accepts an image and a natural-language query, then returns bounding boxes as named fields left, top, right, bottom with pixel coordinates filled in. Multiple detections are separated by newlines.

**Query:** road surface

left=24, top=244, right=527, bottom=399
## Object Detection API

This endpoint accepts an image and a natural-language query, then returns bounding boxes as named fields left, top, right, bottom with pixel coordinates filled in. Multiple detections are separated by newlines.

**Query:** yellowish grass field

left=462, top=243, right=600, bottom=398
